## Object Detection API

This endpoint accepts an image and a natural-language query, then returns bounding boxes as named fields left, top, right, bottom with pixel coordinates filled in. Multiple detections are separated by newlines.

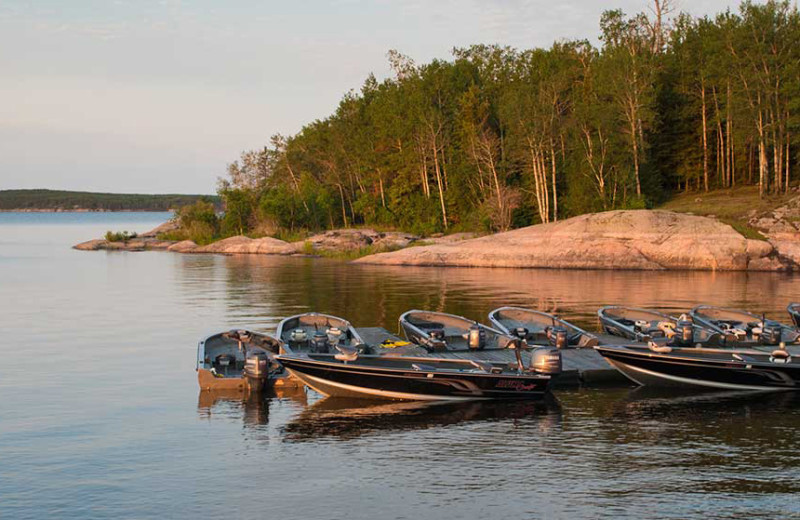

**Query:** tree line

left=0, top=189, right=220, bottom=212
left=218, top=0, right=800, bottom=237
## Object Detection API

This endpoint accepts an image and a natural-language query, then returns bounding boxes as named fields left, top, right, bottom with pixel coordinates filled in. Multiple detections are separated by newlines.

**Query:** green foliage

left=0, top=189, right=220, bottom=211
left=104, top=230, right=137, bottom=242
left=169, top=200, right=220, bottom=245
left=211, top=1, right=799, bottom=240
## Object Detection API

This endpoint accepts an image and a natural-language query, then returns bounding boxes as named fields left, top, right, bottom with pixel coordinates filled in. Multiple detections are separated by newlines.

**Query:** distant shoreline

left=0, top=208, right=174, bottom=213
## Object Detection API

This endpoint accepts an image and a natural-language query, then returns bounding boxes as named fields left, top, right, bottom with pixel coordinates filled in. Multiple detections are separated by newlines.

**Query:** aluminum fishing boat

left=598, top=306, right=724, bottom=346
left=399, top=309, right=515, bottom=352
left=789, top=303, right=800, bottom=328
left=690, top=305, right=800, bottom=347
left=276, top=312, right=367, bottom=355
left=197, top=330, right=283, bottom=391
left=595, top=343, right=800, bottom=391
left=489, top=306, right=598, bottom=348
left=275, top=341, right=561, bottom=401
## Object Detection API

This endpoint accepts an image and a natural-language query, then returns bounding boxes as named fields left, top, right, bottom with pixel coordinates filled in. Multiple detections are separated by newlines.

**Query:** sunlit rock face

left=355, top=210, right=796, bottom=271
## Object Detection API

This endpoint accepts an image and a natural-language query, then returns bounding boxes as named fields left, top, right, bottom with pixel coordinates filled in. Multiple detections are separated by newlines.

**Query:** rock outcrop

left=748, top=192, right=800, bottom=266
left=73, top=237, right=175, bottom=251
left=293, top=228, right=419, bottom=252
left=193, top=236, right=295, bottom=255
left=354, top=210, right=796, bottom=271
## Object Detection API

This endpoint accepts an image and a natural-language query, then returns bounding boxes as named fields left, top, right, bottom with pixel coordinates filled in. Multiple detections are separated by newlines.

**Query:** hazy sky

left=1, top=0, right=741, bottom=194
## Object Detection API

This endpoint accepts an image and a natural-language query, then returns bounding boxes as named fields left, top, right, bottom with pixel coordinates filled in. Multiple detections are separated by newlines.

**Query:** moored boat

left=276, top=312, right=367, bottom=355
left=399, top=309, right=515, bottom=352
left=598, top=306, right=724, bottom=346
left=276, top=341, right=561, bottom=401
left=789, top=303, right=800, bottom=328
left=197, top=330, right=283, bottom=391
left=690, top=305, right=800, bottom=347
left=595, top=343, right=800, bottom=391
left=489, top=306, right=598, bottom=348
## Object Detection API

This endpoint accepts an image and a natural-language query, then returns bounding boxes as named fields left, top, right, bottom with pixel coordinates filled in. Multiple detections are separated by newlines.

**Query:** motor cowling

left=530, top=347, right=562, bottom=375
left=244, top=351, right=269, bottom=391
left=326, top=327, right=344, bottom=346
left=547, top=326, right=568, bottom=349
left=514, top=327, right=529, bottom=340
left=467, top=324, right=486, bottom=350
left=311, top=332, right=329, bottom=353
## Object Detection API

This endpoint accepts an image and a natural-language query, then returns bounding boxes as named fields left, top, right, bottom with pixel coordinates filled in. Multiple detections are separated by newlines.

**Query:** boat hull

left=596, top=346, right=800, bottom=391
left=277, top=356, right=551, bottom=401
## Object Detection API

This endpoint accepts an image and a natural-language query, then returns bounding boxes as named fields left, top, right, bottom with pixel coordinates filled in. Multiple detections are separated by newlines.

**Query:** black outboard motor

left=311, top=331, right=329, bottom=353
left=467, top=324, right=486, bottom=350
left=671, top=319, right=695, bottom=347
left=761, top=323, right=782, bottom=346
left=244, top=350, right=269, bottom=392
left=547, top=326, right=568, bottom=349
left=531, top=347, right=562, bottom=375
left=514, top=327, right=529, bottom=340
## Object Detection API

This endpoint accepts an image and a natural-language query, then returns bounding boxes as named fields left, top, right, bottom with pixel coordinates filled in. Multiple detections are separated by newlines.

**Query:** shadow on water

left=280, top=395, right=563, bottom=443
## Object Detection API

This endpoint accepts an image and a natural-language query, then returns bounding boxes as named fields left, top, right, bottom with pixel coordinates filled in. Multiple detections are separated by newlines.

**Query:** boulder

left=354, top=210, right=795, bottom=271
left=73, top=239, right=107, bottom=251
left=194, top=235, right=294, bottom=255
left=72, top=237, right=174, bottom=251
left=167, top=240, right=198, bottom=253
left=139, top=220, right=180, bottom=238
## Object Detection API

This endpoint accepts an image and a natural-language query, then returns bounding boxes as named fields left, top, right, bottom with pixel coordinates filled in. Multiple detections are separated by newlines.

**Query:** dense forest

left=214, top=0, right=800, bottom=238
left=0, top=189, right=220, bottom=212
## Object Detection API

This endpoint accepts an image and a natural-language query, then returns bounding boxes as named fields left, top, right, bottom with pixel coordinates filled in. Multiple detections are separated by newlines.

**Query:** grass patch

left=719, top=218, right=767, bottom=241
left=105, top=230, right=138, bottom=242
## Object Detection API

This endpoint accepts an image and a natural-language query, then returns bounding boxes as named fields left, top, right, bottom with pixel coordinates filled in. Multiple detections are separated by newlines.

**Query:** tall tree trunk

left=701, top=81, right=709, bottom=192
left=550, top=139, right=558, bottom=221
left=431, top=135, right=448, bottom=230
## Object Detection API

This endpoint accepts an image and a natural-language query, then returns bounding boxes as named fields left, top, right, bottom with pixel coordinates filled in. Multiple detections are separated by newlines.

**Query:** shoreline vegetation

left=72, top=0, right=800, bottom=270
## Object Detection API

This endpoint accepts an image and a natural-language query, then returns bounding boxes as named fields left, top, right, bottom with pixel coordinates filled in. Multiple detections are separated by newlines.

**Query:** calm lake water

left=2, top=212, right=799, bottom=519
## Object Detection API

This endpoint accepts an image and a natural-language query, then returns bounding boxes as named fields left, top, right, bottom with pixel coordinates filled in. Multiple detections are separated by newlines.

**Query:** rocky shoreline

left=73, top=205, right=800, bottom=271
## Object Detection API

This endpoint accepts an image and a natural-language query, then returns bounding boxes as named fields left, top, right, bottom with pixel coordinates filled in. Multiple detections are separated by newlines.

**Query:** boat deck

left=356, top=327, right=628, bottom=387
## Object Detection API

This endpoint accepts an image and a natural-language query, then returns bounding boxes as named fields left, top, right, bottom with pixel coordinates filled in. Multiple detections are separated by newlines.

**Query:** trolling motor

left=466, top=324, right=486, bottom=350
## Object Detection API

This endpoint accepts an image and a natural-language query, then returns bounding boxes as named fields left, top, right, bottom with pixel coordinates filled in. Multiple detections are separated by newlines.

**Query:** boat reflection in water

left=281, top=395, right=562, bottom=442
left=197, top=386, right=308, bottom=428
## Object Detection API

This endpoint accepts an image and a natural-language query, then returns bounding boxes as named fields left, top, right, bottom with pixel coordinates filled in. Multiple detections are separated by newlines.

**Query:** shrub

left=105, top=230, right=137, bottom=242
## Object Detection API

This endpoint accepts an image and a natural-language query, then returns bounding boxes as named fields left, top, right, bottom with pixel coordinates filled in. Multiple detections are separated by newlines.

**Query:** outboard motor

left=289, top=329, right=309, bottom=350
left=530, top=347, right=562, bottom=375
left=761, top=323, right=782, bottom=346
left=244, top=350, right=269, bottom=392
left=311, top=331, right=329, bottom=353
left=514, top=327, right=529, bottom=340
left=467, top=324, right=486, bottom=350
left=671, top=319, right=694, bottom=347
left=547, top=326, right=568, bottom=349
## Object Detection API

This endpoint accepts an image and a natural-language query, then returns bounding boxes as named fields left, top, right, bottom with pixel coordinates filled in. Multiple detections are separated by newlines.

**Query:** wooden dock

left=356, top=327, right=628, bottom=388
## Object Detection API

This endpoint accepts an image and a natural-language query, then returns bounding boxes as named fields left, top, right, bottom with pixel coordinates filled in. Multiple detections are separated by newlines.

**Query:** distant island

left=0, top=189, right=221, bottom=212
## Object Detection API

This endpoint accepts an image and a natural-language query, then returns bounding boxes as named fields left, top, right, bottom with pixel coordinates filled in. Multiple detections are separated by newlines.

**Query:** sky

left=1, top=0, right=742, bottom=195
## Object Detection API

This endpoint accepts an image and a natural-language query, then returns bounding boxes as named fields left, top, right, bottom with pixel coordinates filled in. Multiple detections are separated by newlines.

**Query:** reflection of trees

left=176, top=253, right=800, bottom=333
left=196, top=386, right=308, bottom=430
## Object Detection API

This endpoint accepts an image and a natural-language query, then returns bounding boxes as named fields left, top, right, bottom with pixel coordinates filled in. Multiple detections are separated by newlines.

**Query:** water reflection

left=197, top=386, right=308, bottom=428
left=281, top=397, right=562, bottom=442
left=177, top=254, right=800, bottom=332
